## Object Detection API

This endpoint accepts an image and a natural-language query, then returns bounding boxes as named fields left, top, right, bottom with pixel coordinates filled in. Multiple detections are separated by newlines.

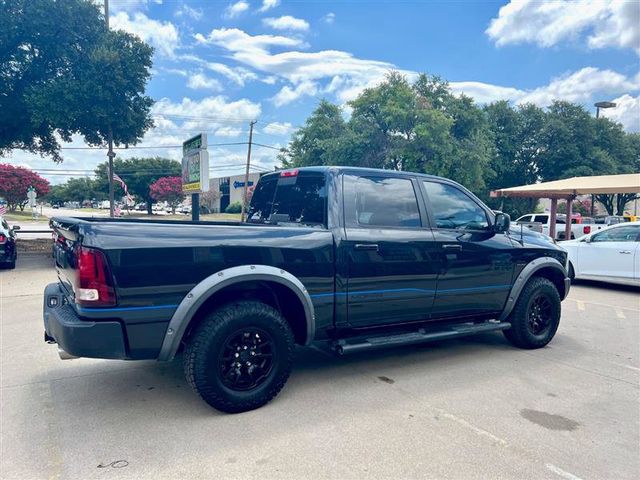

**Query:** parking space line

left=546, top=463, right=584, bottom=480
left=615, top=308, right=626, bottom=319
left=567, top=298, right=639, bottom=312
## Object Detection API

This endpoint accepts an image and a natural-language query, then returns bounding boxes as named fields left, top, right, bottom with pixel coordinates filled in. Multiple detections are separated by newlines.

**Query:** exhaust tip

left=58, top=348, right=78, bottom=360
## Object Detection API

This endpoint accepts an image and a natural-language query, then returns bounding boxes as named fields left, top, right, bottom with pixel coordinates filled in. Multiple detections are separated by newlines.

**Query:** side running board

left=333, top=321, right=511, bottom=355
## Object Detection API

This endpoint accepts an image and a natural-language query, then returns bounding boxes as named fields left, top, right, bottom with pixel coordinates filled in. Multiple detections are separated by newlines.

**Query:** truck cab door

left=421, top=180, right=514, bottom=319
left=340, top=174, right=438, bottom=327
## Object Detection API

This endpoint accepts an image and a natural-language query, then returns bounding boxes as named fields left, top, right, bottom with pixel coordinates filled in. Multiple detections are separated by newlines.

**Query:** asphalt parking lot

left=1, top=254, right=638, bottom=480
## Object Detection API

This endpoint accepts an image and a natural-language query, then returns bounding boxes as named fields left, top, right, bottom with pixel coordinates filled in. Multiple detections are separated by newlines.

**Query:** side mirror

left=583, top=236, right=591, bottom=243
left=493, top=212, right=511, bottom=233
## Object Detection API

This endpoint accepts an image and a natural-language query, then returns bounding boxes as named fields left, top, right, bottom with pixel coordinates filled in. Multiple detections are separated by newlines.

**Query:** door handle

left=619, top=250, right=632, bottom=254
left=442, top=244, right=462, bottom=251
left=355, top=243, right=379, bottom=251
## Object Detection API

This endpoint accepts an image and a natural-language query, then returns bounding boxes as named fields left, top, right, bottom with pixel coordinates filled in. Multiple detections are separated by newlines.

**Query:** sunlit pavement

left=1, top=254, right=638, bottom=479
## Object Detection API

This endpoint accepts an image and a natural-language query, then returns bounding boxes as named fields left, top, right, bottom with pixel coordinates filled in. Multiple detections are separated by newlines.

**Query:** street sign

left=233, top=180, right=254, bottom=189
left=182, top=133, right=210, bottom=194
left=27, top=186, right=37, bottom=207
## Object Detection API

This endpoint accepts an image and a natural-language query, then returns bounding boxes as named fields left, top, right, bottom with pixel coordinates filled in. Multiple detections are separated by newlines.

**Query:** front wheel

left=183, top=301, right=295, bottom=413
left=503, top=277, right=561, bottom=349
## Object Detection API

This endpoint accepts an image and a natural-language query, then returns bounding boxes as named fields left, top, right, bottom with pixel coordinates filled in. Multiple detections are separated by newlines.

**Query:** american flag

left=113, top=173, right=134, bottom=202
left=0, top=204, right=6, bottom=215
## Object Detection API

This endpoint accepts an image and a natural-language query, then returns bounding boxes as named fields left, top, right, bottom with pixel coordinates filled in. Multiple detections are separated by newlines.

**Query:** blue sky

left=10, top=0, right=640, bottom=183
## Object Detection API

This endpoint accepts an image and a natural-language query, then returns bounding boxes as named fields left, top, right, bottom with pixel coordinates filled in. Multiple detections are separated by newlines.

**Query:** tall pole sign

left=182, top=133, right=209, bottom=221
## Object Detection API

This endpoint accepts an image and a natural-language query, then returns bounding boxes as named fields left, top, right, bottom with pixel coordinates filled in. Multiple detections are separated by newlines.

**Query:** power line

left=59, top=142, right=251, bottom=150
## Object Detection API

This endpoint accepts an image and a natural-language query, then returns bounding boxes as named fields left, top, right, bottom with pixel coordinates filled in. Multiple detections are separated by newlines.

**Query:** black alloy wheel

left=219, top=328, right=275, bottom=391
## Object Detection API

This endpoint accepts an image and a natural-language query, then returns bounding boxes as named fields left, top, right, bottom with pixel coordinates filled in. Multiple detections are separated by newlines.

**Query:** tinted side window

left=591, top=226, right=640, bottom=242
left=247, top=173, right=327, bottom=227
left=534, top=215, right=548, bottom=223
left=354, top=177, right=421, bottom=228
left=423, top=181, right=489, bottom=230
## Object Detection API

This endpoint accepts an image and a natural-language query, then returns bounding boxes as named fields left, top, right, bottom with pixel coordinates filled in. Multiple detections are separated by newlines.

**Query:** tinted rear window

left=247, top=173, right=327, bottom=227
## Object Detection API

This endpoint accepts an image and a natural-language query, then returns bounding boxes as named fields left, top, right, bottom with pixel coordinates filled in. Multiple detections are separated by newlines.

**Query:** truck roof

left=263, top=166, right=449, bottom=182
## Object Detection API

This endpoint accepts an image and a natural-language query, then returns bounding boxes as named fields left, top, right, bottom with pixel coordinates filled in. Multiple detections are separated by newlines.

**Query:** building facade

left=205, top=172, right=263, bottom=213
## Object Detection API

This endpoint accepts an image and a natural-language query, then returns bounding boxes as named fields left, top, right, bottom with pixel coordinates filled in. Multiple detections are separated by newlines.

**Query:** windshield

left=247, top=172, right=327, bottom=227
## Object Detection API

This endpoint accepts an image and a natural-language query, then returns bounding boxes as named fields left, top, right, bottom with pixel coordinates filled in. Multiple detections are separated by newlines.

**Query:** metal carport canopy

left=490, top=173, right=640, bottom=199
left=490, top=173, right=640, bottom=240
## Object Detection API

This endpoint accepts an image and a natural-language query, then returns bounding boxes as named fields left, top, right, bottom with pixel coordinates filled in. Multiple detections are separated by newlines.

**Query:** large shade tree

left=0, top=0, right=154, bottom=161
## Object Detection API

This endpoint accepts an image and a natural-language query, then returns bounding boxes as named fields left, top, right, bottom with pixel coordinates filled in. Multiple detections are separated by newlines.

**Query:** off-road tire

left=503, top=277, right=561, bottom=349
left=184, top=301, right=295, bottom=413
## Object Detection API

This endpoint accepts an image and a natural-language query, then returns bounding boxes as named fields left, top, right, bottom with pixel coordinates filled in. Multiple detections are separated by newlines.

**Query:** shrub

left=225, top=201, right=242, bottom=214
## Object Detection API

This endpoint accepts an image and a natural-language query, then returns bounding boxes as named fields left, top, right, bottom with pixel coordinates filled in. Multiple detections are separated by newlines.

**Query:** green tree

left=94, top=157, right=181, bottom=214
left=63, top=177, right=104, bottom=204
left=484, top=101, right=546, bottom=217
left=44, top=184, right=69, bottom=206
left=280, top=100, right=347, bottom=168
left=0, top=0, right=154, bottom=161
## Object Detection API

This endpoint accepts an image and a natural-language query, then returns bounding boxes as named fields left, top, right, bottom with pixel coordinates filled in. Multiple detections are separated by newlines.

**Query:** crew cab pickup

left=44, top=167, right=570, bottom=413
left=515, top=213, right=605, bottom=240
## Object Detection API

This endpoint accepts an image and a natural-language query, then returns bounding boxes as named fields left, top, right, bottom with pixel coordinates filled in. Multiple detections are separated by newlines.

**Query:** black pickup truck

left=44, top=167, right=570, bottom=413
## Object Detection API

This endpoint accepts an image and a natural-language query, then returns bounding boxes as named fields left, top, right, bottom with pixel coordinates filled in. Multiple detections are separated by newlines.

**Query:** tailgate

left=51, top=218, right=82, bottom=301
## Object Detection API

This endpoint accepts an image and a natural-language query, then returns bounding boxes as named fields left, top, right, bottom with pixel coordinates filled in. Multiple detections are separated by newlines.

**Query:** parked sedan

left=563, top=222, right=640, bottom=287
left=0, top=217, right=20, bottom=269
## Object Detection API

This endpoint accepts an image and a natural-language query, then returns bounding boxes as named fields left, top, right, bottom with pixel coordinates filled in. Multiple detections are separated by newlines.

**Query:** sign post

left=27, top=186, right=37, bottom=219
left=181, top=133, right=209, bottom=221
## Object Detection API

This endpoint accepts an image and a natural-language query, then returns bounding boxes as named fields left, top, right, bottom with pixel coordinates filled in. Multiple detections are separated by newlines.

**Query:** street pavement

left=1, top=254, right=638, bottom=480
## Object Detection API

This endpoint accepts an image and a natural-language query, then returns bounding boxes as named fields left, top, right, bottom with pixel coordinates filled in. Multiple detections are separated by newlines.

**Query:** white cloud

left=447, top=82, right=524, bottom=105
left=109, top=0, right=156, bottom=13
left=600, top=94, right=640, bottom=131
left=323, top=12, right=336, bottom=24
left=516, top=67, right=638, bottom=105
left=175, top=4, right=203, bottom=20
left=196, top=28, right=397, bottom=104
left=214, top=126, right=244, bottom=137
left=187, top=73, right=223, bottom=91
left=273, top=82, right=319, bottom=105
left=263, top=16, right=310, bottom=32
left=224, top=1, right=249, bottom=19
left=179, top=53, right=259, bottom=86
left=153, top=95, right=260, bottom=124
left=486, top=0, right=640, bottom=54
left=262, top=122, right=294, bottom=135
left=450, top=67, right=639, bottom=108
left=258, top=0, right=280, bottom=13
left=195, top=28, right=304, bottom=52
left=111, top=12, right=179, bottom=57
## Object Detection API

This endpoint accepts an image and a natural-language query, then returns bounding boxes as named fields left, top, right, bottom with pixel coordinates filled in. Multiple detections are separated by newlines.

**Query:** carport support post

left=564, top=196, right=573, bottom=241
left=549, top=198, right=558, bottom=239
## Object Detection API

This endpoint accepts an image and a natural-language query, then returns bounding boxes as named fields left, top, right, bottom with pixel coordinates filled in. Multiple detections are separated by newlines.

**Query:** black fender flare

left=157, top=265, right=316, bottom=361
left=499, top=257, right=569, bottom=321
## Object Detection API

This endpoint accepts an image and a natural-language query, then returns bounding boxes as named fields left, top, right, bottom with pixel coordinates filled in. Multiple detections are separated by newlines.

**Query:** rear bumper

left=43, top=283, right=127, bottom=359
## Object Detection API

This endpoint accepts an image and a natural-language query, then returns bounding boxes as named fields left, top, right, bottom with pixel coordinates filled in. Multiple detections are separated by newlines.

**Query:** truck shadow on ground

left=37, top=331, right=579, bottom=420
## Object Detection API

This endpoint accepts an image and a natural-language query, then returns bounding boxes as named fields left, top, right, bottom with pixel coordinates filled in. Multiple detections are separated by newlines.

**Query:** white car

left=562, top=222, right=640, bottom=287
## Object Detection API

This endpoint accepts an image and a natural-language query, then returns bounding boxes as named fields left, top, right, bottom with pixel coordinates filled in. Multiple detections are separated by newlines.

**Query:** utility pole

left=107, top=128, right=115, bottom=218
left=240, top=120, right=257, bottom=222
left=104, top=0, right=115, bottom=217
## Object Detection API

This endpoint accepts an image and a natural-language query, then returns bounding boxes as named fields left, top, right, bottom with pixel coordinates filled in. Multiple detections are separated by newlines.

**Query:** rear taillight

left=583, top=226, right=591, bottom=234
left=280, top=169, right=299, bottom=177
left=75, top=246, right=116, bottom=306
left=0, top=234, right=6, bottom=243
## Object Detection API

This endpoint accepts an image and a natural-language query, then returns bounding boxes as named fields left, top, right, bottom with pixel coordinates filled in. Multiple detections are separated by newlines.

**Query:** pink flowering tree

left=0, top=163, right=50, bottom=211
left=149, top=176, right=184, bottom=214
